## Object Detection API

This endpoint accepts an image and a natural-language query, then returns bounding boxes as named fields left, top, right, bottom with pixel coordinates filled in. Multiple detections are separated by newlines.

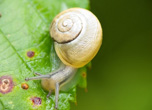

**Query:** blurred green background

left=71, top=0, right=152, bottom=110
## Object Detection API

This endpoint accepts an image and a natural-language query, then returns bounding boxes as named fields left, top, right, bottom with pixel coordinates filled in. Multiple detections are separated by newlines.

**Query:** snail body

left=41, top=65, right=77, bottom=92
left=25, top=8, right=102, bottom=109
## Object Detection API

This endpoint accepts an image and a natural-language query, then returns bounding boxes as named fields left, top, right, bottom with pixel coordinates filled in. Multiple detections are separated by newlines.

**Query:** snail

left=25, top=8, right=102, bottom=109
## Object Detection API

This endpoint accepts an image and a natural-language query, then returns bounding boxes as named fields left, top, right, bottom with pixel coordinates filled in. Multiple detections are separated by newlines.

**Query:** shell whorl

left=50, top=9, right=83, bottom=43
left=50, top=8, right=102, bottom=68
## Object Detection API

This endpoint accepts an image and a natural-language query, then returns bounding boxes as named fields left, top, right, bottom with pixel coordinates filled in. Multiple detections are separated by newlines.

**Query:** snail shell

left=50, top=8, right=102, bottom=68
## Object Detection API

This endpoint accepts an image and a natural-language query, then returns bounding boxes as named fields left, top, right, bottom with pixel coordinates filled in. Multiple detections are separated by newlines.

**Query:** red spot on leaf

left=0, top=76, right=14, bottom=94
left=21, top=83, right=29, bottom=90
left=27, top=51, right=35, bottom=58
left=31, top=97, right=42, bottom=106
left=85, top=88, right=88, bottom=92
left=82, top=72, right=87, bottom=78
left=75, top=101, right=77, bottom=106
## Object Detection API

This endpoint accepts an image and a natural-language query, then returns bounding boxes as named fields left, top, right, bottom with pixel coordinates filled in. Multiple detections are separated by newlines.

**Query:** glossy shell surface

left=50, top=8, right=102, bottom=68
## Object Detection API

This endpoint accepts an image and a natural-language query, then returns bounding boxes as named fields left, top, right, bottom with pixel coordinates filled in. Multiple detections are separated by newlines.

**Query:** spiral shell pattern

left=50, top=10, right=83, bottom=43
left=50, top=8, right=102, bottom=68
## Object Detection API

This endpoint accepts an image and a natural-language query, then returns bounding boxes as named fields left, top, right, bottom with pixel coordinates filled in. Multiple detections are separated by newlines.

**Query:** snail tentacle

left=55, top=83, right=59, bottom=109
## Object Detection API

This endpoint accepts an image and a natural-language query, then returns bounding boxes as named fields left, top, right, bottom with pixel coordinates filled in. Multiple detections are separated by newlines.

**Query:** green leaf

left=0, top=0, right=89, bottom=110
